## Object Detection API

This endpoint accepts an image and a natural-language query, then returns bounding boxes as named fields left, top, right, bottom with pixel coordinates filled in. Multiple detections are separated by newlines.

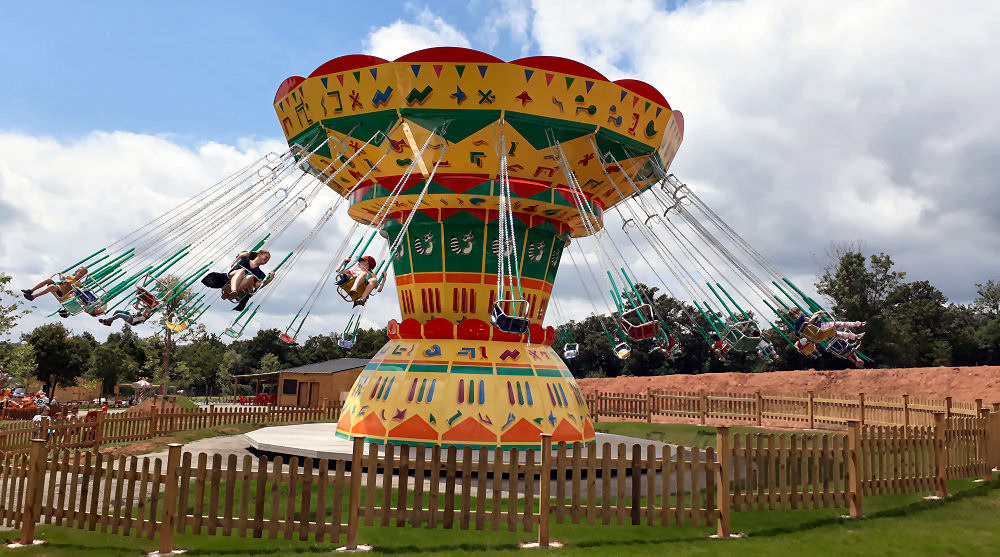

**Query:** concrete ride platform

left=243, top=422, right=678, bottom=461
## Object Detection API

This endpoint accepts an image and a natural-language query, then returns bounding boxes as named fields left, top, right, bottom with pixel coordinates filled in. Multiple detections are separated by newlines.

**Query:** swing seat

left=732, top=335, right=763, bottom=352
left=279, top=333, right=298, bottom=345
left=563, top=343, right=578, bottom=359
left=337, top=338, right=355, bottom=349
left=619, top=304, right=661, bottom=341
left=826, top=338, right=859, bottom=358
left=134, top=287, right=161, bottom=310
left=166, top=321, right=189, bottom=332
left=620, top=319, right=661, bottom=341
left=615, top=343, right=631, bottom=360
left=490, top=300, right=531, bottom=334
left=73, top=287, right=99, bottom=306
left=222, top=327, right=241, bottom=339
left=336, top=273, right=368, bottom=302
left=60, top=297, right=85, bottom=316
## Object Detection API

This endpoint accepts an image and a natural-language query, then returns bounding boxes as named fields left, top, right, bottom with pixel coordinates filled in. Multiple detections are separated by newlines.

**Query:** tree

left=0, top=342, right=37, bottom=387
left=0, top=273, right=32, bottom=337
left=816, top=250, right=905, bottom=321
left=974, top=280, right=1000, bottom=317
left=88, top=343, right=134, bottom=395
left=22, top=323, right=92, bottom=392
left=257, top=353, right=281, bottom=375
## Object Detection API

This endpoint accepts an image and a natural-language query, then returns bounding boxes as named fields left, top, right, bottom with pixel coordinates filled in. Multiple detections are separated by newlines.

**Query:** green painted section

left=383, top=216, right=412, bottom=277
left=442, top=212, right=486, bottom=274
left=594, top=127, right=655, bottom=163
left=407, top=364, right=449, bottom=373
left=484, top=215, right=528, bottom=277
left=504, top=111, right=597, bottom=151
left=287, top=124, right=332, bottom=158
left=320, top=110, right=397, bottom=147
left=400, top=108, right=501, bottom=144
left=450, top=365, right=493, bottom=375
left=520, top=220, right=559, bottom=281
left=376, top=363, right=408, bottom=372
left=495, top=367, right=534, bottom=376
left=534, top=368, right=564, bottom=378
left=363, top=363, right=380, bottom=371
left=405, top=214, right=445, bottom=274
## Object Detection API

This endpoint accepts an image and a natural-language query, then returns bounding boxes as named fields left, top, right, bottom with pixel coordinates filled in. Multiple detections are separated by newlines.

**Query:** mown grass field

left=2, top=479, right=997, bottom=556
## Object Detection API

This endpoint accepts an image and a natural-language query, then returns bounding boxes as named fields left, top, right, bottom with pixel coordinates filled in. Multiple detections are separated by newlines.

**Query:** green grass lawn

left=594, top=421, right=804, bottom=449
left=2, top=479, right=997, bottom=555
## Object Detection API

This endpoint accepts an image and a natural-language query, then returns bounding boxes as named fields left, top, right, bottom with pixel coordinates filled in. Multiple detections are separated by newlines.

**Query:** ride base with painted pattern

left=273, top=47, right=684, bottom=449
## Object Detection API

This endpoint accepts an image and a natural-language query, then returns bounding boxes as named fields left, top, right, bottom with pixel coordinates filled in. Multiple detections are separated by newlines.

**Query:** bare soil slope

left=577, top=366, right=1000, bottom=404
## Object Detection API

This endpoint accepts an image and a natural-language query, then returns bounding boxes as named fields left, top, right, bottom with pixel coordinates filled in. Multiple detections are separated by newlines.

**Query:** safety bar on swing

left=490, top=298, right=531, bottom=334
left=614, top=342, right=632, bottom=360
left=563, top=343, right=579, bottom=359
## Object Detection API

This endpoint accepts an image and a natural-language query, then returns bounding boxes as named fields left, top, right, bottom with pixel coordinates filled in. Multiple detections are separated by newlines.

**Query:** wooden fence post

left=933, top=413, right=949, bottom=498
left=858, top=392, right=865, bottom=426
left=755, top=391, right=762, bottom=427
left=944, top=396, right=953, bottom=418
left=847, top=420, right=863, bottom=518
left=699, top=390, right=708, bottom=426
left=646, top=388, right=652, bottom=424
left=976, top=399, right=984, bottom=416
left=538, top=433, right=552, bottom=547
left=93, top=411, right=105, bottom=452
left=149, top=406, right=159, bottom=439
left=16, top=438, right=46, bottom=546
left=979, top=409, right=993, bottom=482
left=209, top=404, right=216, bottom=427
left=902, top=394, right=910, bottom=432
left=345, top=436, right=365, bottom=550
left=157, top=444, right=183, bottom=554
left=807, top=391, right=815, bottom=430
left=715, top=426, right=732, bottom=538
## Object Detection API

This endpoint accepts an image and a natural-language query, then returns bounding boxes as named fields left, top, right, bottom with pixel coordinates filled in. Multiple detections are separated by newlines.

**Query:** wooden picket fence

left=1, top=409, right=997, bottom=550
left=589, top=389, right=995, bottom=429
left=0, top=404, right=342, bottom=455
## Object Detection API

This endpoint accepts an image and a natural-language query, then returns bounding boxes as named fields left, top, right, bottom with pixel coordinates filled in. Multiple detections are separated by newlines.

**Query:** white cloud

left=0, top=131, right=401, bottom=342
left=363, top=7, right=471, bottom=60
left=522, top=0, right=1000, bottom=303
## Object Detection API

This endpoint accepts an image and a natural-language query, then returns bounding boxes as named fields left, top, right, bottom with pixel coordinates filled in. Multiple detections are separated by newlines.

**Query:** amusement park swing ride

left=33, top=47, right=868, bottom=449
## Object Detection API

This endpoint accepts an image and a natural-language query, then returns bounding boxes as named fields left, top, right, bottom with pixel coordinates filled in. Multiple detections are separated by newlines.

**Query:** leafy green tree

left=974, top=280, right=1000, bottom=317
left=0, top=342, right=37, bottom=387
left=816, top=250, right=905, bottom=321
left=0, top=273, right=32, bottom=338
left=257, top=353, right=281, bottom=375
left=22, top=323, right=93, bottom=392
left=87, top=343, right=134, bottom=395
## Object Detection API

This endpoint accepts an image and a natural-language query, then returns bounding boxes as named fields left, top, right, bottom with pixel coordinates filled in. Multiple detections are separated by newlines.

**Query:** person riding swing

left=709, top=331, right=732, bottom=362
left=22, top=267, right=94, bottom=317
left=202, top=250, right=274, bottom=312
left=788, top=307, right=865, bottom=343
left=335, top=255, right=384, bottom=307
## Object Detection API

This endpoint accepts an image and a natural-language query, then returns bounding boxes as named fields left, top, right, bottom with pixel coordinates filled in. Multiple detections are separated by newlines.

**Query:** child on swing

left=336, top=255, right=384, bottom=307
left=22, top=267, right=88, bottom=302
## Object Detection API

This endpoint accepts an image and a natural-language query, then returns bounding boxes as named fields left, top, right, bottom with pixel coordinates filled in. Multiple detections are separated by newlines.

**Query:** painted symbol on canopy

left=477, top=89, right=496, bottom=104
left=500, top=349, right=520, bottom=361
left=478, top=413, right=493, bottom=425
left=372, top=86, right=393, bottom=107
left=515, top=91, right=532, bottom=107
left=447, top=410, right=463, bottom=426
left=349, top=91, right=363, bottom=110
left=424, top=344, right=442, bottom=357
left=458, top=347, right=476, bottom=359
left=450, top=86, right=467, bottom=104
left=502, top=413, right=516, bottom=430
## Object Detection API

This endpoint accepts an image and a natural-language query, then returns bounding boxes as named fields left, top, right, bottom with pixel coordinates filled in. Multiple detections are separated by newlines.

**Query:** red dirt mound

left=577, top=366, right=1000, bottom=405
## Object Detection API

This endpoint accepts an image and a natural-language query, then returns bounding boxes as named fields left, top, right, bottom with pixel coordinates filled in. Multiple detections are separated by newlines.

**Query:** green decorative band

left=495, top=367, right=535, bottom=376
left=377, top=363, right=408, bottom=372
left=450, top=365, right=494, bottom=375
left=534, top=368, right=564, bottom=377
left=407, top=363, right=450, bottom=373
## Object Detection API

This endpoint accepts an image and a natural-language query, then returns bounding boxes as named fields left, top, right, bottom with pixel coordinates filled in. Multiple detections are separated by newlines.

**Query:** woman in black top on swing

left=225, top=250, right=272, bottom=311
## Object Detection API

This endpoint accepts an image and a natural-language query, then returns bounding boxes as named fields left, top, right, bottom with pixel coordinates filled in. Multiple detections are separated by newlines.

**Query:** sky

left=1, top=0, right=999, bottom=342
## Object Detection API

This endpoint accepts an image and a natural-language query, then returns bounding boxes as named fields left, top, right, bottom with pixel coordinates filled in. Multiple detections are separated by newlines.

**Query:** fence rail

left=588, top=389, right=994, bottom=429
left=1, top=407, right=997, bottom=550
left=0, top=404, right=342, bottom=455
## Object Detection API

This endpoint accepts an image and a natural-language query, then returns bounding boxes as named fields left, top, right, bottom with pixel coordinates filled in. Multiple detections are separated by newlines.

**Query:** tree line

left=2, top=248, right=999, bottom=397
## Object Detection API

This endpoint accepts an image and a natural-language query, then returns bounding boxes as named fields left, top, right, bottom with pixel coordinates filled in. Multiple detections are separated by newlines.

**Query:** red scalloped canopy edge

left=509, top=55, right=609, bottom=81
left=275, top=47, right=670, bottom=113
left=614, top=79, right=670, bottom=111
left=309, top=54, right=390, bottom=78
left=396, top=46, right=503, bottom=63
left=273, top=76, right=305, bottom=105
